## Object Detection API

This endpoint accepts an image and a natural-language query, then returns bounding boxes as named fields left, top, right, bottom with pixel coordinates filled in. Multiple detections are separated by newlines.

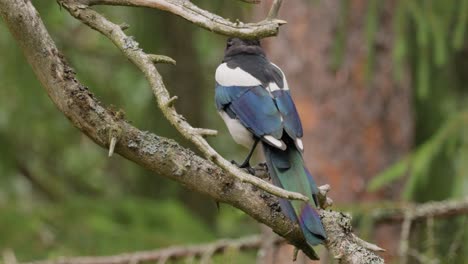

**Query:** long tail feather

left=262, top=141, right=326, bottom=247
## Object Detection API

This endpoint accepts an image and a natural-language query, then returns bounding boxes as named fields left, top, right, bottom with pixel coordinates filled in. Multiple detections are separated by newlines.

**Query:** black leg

left=238, top=137, right=260, bottom=169
left=231, top=138, right=260, bottom=175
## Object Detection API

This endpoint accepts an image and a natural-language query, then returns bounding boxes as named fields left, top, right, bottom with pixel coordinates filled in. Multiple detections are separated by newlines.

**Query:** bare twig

left=108, top=136, right=117, bottom=156
left=374, top=196, right=468, bottom=223
left=399, top=209, right=414, bottom=264
left=69, top=0, right=284, bottom=39
left=234, top=0, right=261, bottom=4
left=267, top=0, right=283, bottom=20
left=164, top=96, right=178, bottom=107
left=147, top=54, right=176, bottom=65
left=425, top=216, right=436, bottom=259
left=408, top=249, right=439, bottom=264
left=191, top=128, right=218, bottom=137
left=447, top=216, right=466, bottom=262
left=318, top=184, right=333, bottom=209
left=351, top=234, right=385, bottom=252
left=107, top=124, right=121, bottom=157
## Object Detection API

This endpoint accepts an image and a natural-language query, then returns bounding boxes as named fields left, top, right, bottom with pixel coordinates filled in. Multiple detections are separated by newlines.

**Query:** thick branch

left=70, top=0, right=285, bottom=39
left=0, top=0, right=383, bottom=262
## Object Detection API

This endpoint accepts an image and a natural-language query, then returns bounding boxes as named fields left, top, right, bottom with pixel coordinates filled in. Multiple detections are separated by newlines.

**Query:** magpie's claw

left=246, top=166, right=256, bottom=175
left=231, top=160, right=256, bottom=175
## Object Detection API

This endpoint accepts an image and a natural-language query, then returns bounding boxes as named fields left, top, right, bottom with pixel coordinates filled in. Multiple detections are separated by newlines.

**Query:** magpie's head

left=224, top=38, right=265, bottom=58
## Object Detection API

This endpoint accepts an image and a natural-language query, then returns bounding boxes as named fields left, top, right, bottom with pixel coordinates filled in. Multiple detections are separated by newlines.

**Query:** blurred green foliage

left=358, top=1, right=468, bottom=262
left=364, top=0, right=468, bottom=202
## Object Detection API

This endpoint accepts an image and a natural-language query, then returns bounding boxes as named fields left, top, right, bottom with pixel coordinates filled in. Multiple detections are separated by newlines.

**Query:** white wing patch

left=295, top=138, right=304, bottom=152
left=267, top=82, right=281, bottom=92
left=270, top=63, right=290, bottom=90
left=263, top=135, right=286, bottom=150
left=215, top=63, right=261, bottom=87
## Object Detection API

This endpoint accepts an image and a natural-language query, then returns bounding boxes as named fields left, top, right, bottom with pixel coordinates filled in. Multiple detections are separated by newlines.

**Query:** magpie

left=214, top=38, right=326, bottom=253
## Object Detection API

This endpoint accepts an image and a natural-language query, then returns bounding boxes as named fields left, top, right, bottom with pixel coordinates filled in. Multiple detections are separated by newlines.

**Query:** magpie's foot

left=231, top=160, right=256, bottom=175
left=246, top=166, right=256, bottom=175
left=253, top=163, right=269, bottom=179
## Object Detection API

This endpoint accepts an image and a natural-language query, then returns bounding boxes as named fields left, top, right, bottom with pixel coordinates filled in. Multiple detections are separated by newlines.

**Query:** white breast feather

left=219, top=111, right=254, bottom=148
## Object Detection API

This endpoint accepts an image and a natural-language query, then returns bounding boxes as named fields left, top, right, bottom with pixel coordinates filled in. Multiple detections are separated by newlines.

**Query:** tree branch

left=69, top=0, right=285, bottom=39
left=24, top=235, right=283, bottom=264
left=267, top=0, right=283, bottom=20
left=0, top=0, right=383, bottom=262
left=233, top=0, right=261, bottom=4
left=321, top=211, right=384, bottom=264
left=374, top=196, right=468, bottom=223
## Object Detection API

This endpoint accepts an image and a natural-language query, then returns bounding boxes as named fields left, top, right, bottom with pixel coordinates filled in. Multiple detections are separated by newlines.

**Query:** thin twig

left=164, top=96, right=178, bottom=107
left=267, top=0, right=283, bottom=20
left=192, top=128, right=218, bottom=137
left=374, top=196, right=468, bottom=223
left=408, top=249, right=439, bottom=264
left=399, top=209, right=414, bottom=264
left=351, top=234, right=385, bottom=252
left=425, top=216, right=436, bottom=260
left=147, top=54, right=176, bottom=65
left=447, top=216, right=466, bottom=262
left=234, top=0, right=261, bottom=4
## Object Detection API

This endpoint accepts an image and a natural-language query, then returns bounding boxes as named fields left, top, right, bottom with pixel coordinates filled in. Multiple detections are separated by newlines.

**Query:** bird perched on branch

left=214, top=38, right=326, bottom=256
